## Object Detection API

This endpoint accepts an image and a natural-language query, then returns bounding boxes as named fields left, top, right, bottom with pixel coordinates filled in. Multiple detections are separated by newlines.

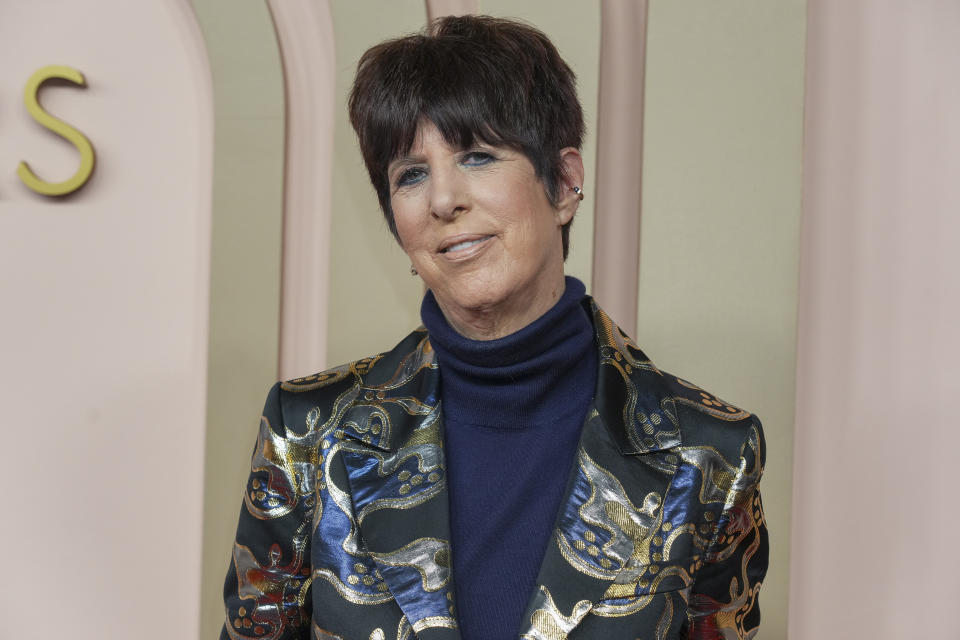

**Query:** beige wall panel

left=191, top=2, right=285, bottom=638
left=426, top=0, right=478, bottom=21
left=792, top=3, right=960, bottom=638
left=0, top=2, right=213, bottom=638
left=638, top=3, right=807, bottom=637
left=325, top=0, right=430, bottom=367
left=479, top=0, right=601, bottom=291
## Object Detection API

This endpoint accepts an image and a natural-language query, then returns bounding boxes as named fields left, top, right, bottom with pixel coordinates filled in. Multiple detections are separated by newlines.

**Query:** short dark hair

left=348, top=15, right=584, bottom=259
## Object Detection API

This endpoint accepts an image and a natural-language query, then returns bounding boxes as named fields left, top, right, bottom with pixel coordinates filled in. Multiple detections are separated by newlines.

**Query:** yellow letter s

left=17, top=65, right=96, bottom=197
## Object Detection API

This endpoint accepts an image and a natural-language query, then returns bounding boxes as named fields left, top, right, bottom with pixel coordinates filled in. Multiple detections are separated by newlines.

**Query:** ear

left=554, top=147, right=585, bottom=226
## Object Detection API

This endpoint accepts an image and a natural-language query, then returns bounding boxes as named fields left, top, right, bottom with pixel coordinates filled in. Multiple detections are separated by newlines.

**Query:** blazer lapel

left=518, top=302, right=685, bottom=638
left=335, top=331, right=461, bottom=638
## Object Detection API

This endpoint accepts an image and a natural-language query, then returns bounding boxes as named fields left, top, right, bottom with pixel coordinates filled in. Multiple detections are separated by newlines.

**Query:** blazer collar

left=587, top=298, right=683, bottom=454
left=342, top=298, right=683, bottom=456
left=333, top=327, right=439, bottom=454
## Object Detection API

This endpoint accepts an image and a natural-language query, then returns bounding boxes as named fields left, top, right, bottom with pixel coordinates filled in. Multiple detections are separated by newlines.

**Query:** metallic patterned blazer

left=222, top=299, right=768, bottom=640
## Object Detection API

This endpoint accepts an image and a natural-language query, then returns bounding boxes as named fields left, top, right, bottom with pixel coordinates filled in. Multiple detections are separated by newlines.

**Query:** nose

left=428, top=165, right=468, bottom=221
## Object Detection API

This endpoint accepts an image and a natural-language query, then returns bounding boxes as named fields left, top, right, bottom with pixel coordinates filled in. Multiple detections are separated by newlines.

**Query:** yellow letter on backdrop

left=17, top=65, right=96, bottom=197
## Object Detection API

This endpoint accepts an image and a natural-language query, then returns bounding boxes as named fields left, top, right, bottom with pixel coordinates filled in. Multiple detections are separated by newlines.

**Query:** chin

left=444, top=288, right=504, bottom=314
left=433, top=278, right=512, bottom=314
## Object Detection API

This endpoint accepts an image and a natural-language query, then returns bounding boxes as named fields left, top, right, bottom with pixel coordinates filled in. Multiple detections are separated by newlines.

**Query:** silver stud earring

left=410, top=265, right=418, bottom=276
left=572, top=186, right=584, bottom=201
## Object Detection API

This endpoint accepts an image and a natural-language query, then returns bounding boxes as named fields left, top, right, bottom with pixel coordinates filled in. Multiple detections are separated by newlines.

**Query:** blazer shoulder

left=658, top=368, right=765, bottom=463
left=280, top=327, right=427, bottom=388
left=586, top=296, right=762, bottom=458
left=269, top=327, right=435, bottom=436
left=658, top=370, right=755, bottom=424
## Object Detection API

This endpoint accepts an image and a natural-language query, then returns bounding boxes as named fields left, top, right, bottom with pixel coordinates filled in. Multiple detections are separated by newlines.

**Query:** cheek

left=391, top=201, right=423, bottom=251
left=508, top=188, right=559, bottom=246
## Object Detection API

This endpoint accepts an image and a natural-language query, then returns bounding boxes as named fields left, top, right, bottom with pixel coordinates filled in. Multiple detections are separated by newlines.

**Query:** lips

left=438, top=234, right=493, bottom=254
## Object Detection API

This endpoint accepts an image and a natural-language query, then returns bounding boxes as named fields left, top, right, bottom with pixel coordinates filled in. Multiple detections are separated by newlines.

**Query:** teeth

left=445, top=238, right=485, bottom=253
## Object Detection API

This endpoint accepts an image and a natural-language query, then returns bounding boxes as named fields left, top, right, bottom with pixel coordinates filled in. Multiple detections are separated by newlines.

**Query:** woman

left=222, top=15, right=767, bottom=640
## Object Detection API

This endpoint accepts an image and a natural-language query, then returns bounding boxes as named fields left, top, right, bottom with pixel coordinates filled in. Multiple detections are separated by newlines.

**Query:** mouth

left=438, top=235, right=493, bottom=255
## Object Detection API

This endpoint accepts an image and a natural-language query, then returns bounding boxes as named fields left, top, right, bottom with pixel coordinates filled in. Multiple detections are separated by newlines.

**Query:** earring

left=410, top=265, right=418, bottom=276
left=572, top=186, right=584, bottom=201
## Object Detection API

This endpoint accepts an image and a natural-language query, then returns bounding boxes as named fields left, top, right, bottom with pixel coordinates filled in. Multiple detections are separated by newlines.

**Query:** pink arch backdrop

left=0, top=1, right=214, bottom=638
left=791, top=2, right=960, bottom=637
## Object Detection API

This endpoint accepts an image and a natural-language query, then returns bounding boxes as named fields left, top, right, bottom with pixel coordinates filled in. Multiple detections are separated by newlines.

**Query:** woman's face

left=388, top=122, right=583, bottom=340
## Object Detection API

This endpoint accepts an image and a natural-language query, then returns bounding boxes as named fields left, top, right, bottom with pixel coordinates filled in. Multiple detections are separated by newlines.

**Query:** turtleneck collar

left=420, top=276, right=597, bottom=428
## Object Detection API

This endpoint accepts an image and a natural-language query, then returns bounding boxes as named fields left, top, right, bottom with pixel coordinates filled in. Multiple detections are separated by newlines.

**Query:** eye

left=395, top=167, right=426, bottom=188
left=461, top=150, right=495, bottom=166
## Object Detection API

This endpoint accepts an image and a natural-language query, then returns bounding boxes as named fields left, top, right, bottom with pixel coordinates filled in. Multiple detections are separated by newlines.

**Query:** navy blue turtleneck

left=420, top=276, right=598, bottom=639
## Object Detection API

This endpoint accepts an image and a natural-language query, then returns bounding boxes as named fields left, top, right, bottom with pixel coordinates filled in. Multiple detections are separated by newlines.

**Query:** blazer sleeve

left=220, top=383, right=314, bottom=640
left=686, top=415, right=769, bottom=639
